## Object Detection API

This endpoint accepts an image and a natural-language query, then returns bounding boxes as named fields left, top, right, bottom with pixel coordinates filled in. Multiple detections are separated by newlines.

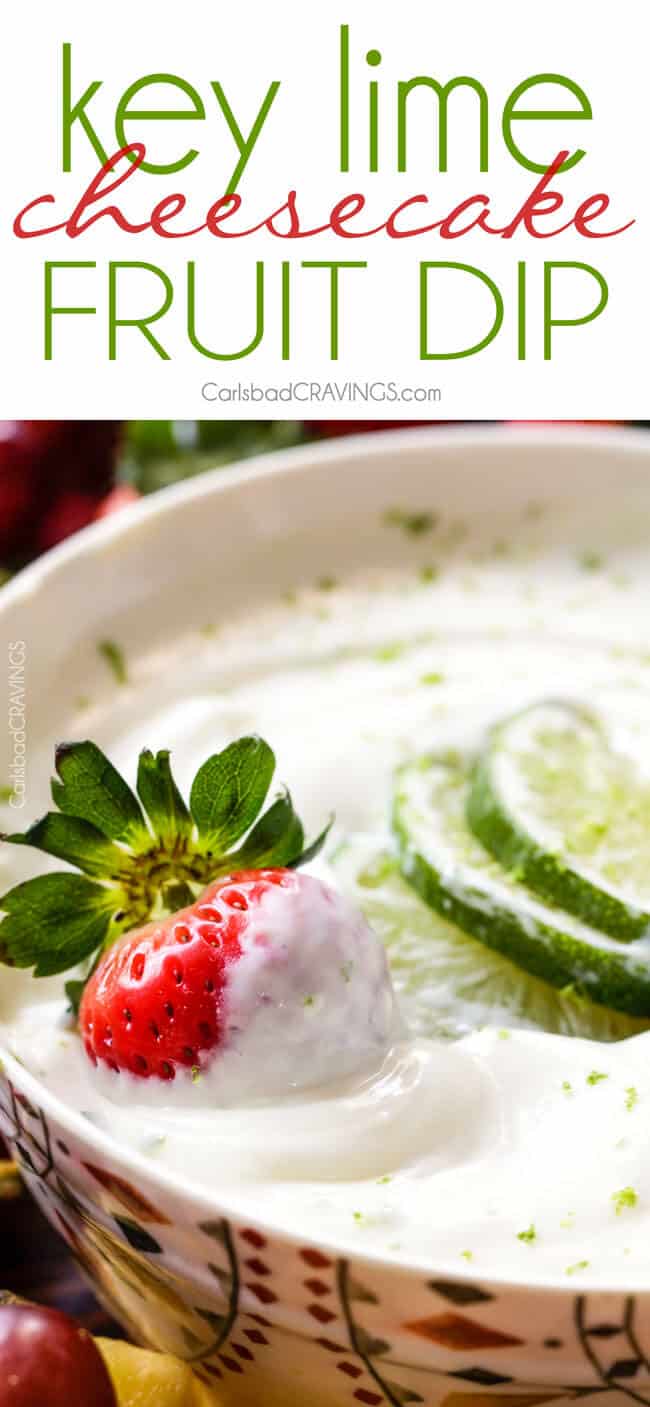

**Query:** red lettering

left=150, top=193, right=205, bottom=238
left=439, top=196, right=494, bottom=238
left=205, top=194, right=243, bottom=235
left=11, top=147, right=634, bottom=249
left=386, top=195, right=436, bottom=238
left=13, top=195, right=66, bottom=238
left=497, top=150, right=570, bottom=238
left=573, top=194, right=635, bottom=237
left=66, top=144, right=149, bottom=236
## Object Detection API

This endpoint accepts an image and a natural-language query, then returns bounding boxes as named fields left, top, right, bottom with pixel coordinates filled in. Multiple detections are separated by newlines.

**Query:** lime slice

left=331, top=838, right=650, bottom=1042
left=467, top=701, right=650, bottom=942
left=392, top=755, right=650, bottom=1018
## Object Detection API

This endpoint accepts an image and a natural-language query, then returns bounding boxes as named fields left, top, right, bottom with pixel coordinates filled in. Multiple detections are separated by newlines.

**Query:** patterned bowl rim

left=1, top=421, right=649, bottom=1300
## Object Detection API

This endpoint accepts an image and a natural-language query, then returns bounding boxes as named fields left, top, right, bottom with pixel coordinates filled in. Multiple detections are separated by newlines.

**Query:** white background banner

left=0, top=0, right=646, bottom=418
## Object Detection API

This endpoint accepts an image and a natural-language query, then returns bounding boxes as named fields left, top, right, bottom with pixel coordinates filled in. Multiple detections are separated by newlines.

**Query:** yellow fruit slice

left=96, top=1338, right=221, bottom=1407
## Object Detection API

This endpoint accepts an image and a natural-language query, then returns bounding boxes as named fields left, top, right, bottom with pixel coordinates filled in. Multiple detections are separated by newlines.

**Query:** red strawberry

left=80, top=868, right=397, bottom=1095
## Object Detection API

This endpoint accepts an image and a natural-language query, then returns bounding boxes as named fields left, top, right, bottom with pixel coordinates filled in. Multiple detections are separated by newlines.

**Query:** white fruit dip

left=4, top=501, right=650, bottom=1285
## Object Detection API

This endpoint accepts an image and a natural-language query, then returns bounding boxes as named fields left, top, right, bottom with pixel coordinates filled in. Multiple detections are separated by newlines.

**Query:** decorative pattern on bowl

left=2, top=1066, right=648, bottom=1407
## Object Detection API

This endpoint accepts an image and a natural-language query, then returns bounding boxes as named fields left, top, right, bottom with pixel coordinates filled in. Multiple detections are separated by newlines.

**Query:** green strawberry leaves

left=228, top=788, right=305, bottom=870
left=64, top=978, right=91, bottom=1018
left=0, top=874, right=125, bottom=978
left=0, top=735, right=329, bottom=984
left=190, top=737, right=275, bottom=851
left=289, top=817, right=334, bottom=868
left=52, top=741, right=150, bottom=849
left=8, top=814, right=130, bottom=879
left=136, top=749, right=192, bottom=847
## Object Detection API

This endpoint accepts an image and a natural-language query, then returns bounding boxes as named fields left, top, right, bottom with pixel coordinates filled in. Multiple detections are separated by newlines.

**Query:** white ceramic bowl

left=2, top=426, right=650, bottom=1407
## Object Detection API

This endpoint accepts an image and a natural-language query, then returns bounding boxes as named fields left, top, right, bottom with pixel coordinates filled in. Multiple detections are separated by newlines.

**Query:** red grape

left=0, top=1304, right=116, bottom=1406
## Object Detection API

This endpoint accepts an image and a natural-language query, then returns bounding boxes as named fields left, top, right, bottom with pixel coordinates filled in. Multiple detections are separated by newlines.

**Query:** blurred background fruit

left=0, top=417, right=629, bottom=573
left=0, top=419, right=456, bottom=570
left=0, top=1301, right=117, bottom=1406
left=0, top=1297, right=219, bottom=1406
left=0, top=422, right=121, bottom=561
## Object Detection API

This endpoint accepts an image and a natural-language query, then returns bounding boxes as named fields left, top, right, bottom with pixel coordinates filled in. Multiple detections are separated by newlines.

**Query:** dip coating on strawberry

left=80, top=868, right=400, bottom=1102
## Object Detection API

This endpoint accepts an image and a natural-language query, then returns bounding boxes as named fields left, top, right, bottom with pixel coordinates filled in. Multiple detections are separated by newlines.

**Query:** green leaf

left=0, top=873, right=122, bottom=977
left=290, top=816, right=334, bottom=868
left=229, top=789, right=304, bottom=869
left=52, top=741, right=149, bottom=848
left=137, top=749, right=192, bottom=847
left=65, top=978, right=87, bottom=1017
left=190, top=737, right=275, bottom=851
left=7, top=813, right=130, bottom=879
left=65, top=948, right=104, bottom=1015
left=0, top=732, right=333, bottom=982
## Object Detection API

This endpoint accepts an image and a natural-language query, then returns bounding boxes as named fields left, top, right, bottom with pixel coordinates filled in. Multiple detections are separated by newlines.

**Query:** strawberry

left=0, top=732, right=340, bottom=1085
left=79, top=867, right=397, bottom=1093
left=79, top=871, right=260, bottom=1080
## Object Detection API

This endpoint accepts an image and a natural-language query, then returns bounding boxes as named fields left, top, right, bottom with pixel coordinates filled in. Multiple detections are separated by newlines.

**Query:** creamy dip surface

left=5, top=498, right=650, bottom=1286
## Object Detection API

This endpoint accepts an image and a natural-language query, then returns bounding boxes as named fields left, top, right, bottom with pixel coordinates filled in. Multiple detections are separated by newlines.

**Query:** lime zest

left=374, top=643, right=406, bottom=663
left=612, top=1186, right=638, bottom=1215
left=384, top=507, right=437, bottom=537
left=579, top=551, right=604, bottom=571
left=98, top=639, right=127, bottom=685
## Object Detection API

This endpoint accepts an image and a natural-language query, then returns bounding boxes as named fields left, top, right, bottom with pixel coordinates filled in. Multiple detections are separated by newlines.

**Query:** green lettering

left=61, top=43, right=106, bottom=171
left=301, top=261, right=366, bottom=360
left=187, top=261, right=264, bottom=359
left=108, top=262, right=173, bottom=359
left=420, top=262, right=504, bottom=359
left=398, top=77, right=489, bottom=173
left=115, top=74, right=205, bottom=176
left=543, top=261, right=608, bottom=360
left=503, top=74, right=592, bottom=174
left=44, top=261, right=96, bottom=360
left=210, top=81, right=281, bottom=194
